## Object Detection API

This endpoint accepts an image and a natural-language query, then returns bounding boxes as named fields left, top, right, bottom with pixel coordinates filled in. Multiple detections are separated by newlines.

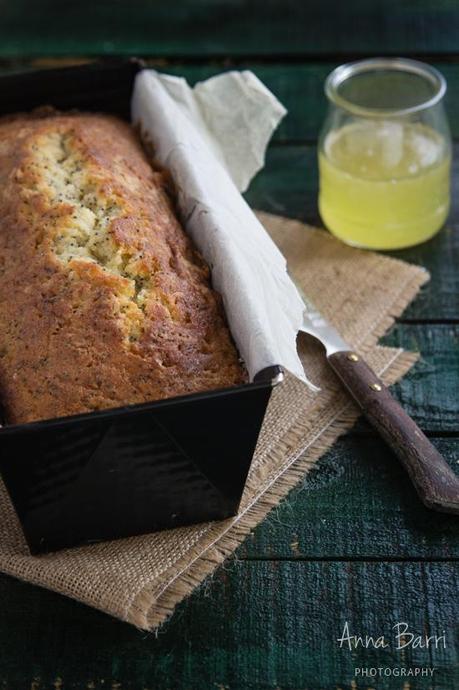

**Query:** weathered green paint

left=4, top=60, right=459, bottom=142
left=382, top=325, right=459, bottom=432
left=241, top=437, right=459, bottom=560
left=0, top=561, right=457, bottom=689
left=2, top=0, right=459, bottom=58
left=236, top=327, right=459, bottom=561
left=0, top=7, right=457, bottom=687
left=336, top=324, right=459, bottom=432
left=160, top=62, right=459, bottom=142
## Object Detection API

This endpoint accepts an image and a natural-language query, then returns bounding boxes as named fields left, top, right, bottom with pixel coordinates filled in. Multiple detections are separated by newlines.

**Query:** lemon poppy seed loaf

left=0, top=111, right=246, bottom=425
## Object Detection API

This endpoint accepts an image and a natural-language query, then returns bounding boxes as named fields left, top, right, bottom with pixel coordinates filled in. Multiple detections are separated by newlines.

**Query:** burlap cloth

left=0, top=212, right=429, bottom=630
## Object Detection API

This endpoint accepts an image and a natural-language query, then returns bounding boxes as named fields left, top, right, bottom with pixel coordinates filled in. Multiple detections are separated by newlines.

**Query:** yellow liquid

left=318, top=121, right=451, bottom=249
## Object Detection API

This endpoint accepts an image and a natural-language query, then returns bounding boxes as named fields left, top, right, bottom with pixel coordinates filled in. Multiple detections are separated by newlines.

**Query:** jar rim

left=325, top=57, right=447, bottom=117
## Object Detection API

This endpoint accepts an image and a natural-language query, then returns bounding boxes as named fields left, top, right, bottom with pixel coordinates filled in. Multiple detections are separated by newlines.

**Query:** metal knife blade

left=295, top=283, right=349, bottom=355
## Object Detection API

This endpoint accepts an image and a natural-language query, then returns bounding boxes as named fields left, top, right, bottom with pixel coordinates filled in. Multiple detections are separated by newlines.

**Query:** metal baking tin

left=0, top=60, right=283, bottom=554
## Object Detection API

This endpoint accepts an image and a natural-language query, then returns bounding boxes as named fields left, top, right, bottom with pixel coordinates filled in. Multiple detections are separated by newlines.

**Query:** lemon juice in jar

left=318, top=59, right=451, bottom=250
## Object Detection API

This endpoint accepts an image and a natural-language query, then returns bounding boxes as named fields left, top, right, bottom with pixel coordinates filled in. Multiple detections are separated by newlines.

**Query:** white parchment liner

left=132, top=70, right=311, bottom=385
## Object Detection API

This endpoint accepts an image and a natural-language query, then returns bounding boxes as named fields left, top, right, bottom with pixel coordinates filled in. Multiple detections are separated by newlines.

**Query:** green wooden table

left=0, top=2, right=458, bottom=688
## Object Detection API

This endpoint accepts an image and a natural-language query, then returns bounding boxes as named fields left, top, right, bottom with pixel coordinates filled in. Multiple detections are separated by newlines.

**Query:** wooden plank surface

left=0, top=561, right=457, bottom=690
left=2, top=1, right=459, bottom=58
left=382, top=325, right=459, bottom=432
left=160, top=62, right=459, bottom=142
left=241, top=437, right=459, bottom=560
left=4, top=60, right=459, bottom=141
left=0, top=27, right=457, bottom=689
left=298, top=323, right=459, bottom=434
left=243, top=326, right=459, bottom=560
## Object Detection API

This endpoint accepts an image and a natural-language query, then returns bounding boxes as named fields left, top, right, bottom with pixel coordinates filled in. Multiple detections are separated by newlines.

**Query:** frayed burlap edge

left=128, top=264, right=428, bottom=631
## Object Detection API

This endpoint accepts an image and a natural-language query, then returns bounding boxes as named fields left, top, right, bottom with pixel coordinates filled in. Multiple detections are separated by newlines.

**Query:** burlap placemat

left=0, top=212, right=429, bottom=630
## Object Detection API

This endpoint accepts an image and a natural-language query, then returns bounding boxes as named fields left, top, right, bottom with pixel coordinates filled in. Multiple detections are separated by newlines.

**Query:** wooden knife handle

left=328, top=350, right=459, bottom=515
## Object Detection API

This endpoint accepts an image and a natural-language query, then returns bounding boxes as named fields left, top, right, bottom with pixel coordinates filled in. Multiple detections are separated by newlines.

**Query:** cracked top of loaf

left=0, top=110, right=247, bottom=425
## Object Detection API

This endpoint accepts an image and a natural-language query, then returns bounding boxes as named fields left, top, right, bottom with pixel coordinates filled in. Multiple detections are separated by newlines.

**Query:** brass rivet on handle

left=370, top=382, right=383, bottom=391
left=347, top=353, right=359, bottom=362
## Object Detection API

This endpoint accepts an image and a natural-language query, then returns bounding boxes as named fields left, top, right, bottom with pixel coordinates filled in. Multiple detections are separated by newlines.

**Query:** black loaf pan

left=0, top=59, right=283, bottom=554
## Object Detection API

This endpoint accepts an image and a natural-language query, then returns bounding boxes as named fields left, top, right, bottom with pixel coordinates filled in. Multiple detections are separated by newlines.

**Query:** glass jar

left=318, top=58, right=451, bottom=250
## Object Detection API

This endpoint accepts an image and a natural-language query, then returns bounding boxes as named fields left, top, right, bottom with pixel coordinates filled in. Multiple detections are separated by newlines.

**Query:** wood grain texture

left=241, top=437, right=459, bottom=560
left=4, top=60, right=459, bottom=141
left=370, top=325, right=458, bottom=434
left=328, top=350, right=459, bottom=514
left=159, top=62, right=459, bottom=142
left=319, top=324, right=459, bottom=434
left=0, top=561, right=456, bottom=690
left=2, top=1, right=459, bottom=58
left=0, top=25, right=456, bottom=687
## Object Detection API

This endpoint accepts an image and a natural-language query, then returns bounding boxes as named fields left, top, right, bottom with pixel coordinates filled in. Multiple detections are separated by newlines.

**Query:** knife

left=297, top=286, right=459, bottom=515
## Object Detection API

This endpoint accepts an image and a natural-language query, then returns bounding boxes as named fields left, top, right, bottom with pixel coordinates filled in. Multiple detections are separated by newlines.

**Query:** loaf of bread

left=0, top=111, right=246, bottom=425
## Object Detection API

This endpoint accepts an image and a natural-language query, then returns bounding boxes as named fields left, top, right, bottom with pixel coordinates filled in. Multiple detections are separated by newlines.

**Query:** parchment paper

left=132, top=70, right=311, bottom=385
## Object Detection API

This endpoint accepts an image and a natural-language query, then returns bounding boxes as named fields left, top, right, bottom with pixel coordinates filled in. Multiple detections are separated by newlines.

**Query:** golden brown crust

left=0, top=111, right=246, bottom=424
